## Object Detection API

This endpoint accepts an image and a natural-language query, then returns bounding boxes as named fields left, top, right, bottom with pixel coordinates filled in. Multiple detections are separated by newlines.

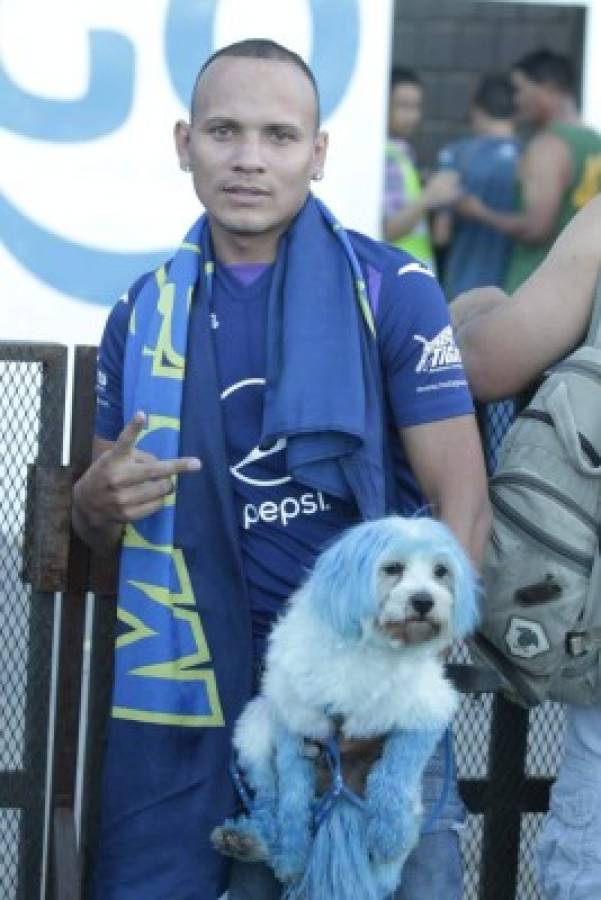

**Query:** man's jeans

left=227, top=733, right=465, bottom=900
left=537, top=703, right=601, bottom=900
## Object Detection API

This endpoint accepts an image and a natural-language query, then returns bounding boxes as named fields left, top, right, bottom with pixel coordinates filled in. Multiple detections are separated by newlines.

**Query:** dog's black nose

left=410, top=592, right=434, bottom=617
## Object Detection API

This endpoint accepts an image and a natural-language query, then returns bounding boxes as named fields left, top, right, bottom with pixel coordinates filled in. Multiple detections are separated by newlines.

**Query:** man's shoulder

left=347, top=229, right=416, bottom=274
left=110, top=261, right=173, bottom=315
left=438, top=136, right=475, bottom=162
left=103, top=264, right=166, bottom=341
left=346, top=231, right=441, bottom=323
left=124, top=264, right=168, bottom=305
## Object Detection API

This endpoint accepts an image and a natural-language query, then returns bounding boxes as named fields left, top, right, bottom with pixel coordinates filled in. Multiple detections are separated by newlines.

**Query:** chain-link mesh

left=0, top=346, right=66, bottom=900
left=453, top=643, right=494, bottom=780
left=479, top=399, right=516, bottom=476
left=462, top=814, right=484, bottom=900
left=0, top=810, right=20, bottom=897
left=516, top=813, right=547, bottom=900
left=527, top=702, right=565, bottom=777
left=450, top=640, right=565, bottom=899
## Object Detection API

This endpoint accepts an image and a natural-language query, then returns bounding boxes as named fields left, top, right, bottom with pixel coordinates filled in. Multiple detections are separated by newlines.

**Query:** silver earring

left=181, top=163, right=191, bottom=172
left=312, top=172, right=323, bottom=181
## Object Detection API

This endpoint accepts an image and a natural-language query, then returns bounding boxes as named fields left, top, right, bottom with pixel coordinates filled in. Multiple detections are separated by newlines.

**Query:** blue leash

left=314, top=729, right=453, bottom=834
left=230, top=754, right=254, bottom=813
left=230, top=728, right=453, bottom=834
left=313, top=736, right=367, bottom=829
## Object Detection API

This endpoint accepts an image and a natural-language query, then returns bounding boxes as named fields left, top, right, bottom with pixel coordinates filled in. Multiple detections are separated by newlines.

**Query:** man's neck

left=476, top=120, right=515, bottom=139
left=208, top=224, right=278, bottom=265
left=543, top=95, right=580, bottom=128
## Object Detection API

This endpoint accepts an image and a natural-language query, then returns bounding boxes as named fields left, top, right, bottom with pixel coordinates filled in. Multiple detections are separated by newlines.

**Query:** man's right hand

left=422, top=170, right=462, bottom=211
left=72, top=411, right=201, bottom=549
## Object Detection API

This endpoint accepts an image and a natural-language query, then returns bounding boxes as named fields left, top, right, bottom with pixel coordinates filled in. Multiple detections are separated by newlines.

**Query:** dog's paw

left=211, top=825, right=268, bottom=862
left=366, top=814, right=420, bottom=866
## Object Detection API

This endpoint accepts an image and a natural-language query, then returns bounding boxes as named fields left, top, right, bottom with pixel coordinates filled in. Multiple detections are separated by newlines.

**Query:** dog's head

left=305, top=516, right=478, bottom=652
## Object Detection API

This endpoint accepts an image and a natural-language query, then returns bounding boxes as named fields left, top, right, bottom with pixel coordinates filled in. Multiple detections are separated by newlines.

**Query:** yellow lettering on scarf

left=112, top=524, right=225, bottom=727
left=141, top=273, right=188, bottom=379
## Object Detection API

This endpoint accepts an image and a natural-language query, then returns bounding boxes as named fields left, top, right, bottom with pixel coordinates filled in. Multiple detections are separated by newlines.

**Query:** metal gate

left=0, top=341, right=566, bottom=899
left=0, top=343, right=67, bottom=900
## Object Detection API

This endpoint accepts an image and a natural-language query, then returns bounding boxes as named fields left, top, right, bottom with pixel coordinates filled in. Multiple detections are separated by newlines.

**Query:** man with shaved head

left=73, top=39, right=490, bottom=900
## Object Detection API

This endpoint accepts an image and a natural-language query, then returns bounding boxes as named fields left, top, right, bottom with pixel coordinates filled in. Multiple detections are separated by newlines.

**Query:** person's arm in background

left=383, top=152, right=462, bottom=243
left=453, top=133, right=571, bottom=243
left=401, top=416, right=491, bottom=567
left=431, top=209, right=453, bottom=249
left=451, top=195, right=601, bottom=401
left=430, top=144, right=459, bottom=250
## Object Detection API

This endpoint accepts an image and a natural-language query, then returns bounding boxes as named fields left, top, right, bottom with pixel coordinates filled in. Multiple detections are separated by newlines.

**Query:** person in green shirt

left=383, top=67, right=460, bottom=268
left=455, top=48, right=601, bottom=292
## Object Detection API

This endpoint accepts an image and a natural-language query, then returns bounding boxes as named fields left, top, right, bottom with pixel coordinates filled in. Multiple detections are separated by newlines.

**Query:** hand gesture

left=74, top=411, right=201, bottom=531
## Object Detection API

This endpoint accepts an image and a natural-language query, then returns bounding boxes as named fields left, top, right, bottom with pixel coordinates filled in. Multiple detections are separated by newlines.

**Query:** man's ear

left=312, top=130, right=329, bottom=179
left=174, top=120, right=192, bottom=172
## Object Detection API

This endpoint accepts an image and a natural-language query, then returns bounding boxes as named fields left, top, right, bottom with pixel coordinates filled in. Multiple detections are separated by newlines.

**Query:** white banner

left=0, top=0, right=394, bottom=345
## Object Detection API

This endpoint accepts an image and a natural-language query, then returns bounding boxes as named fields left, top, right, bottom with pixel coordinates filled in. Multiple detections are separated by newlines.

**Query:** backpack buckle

left=566, top=632, right=587, bottom=656
left=567, top=629, right=601, bottom=656
left=566, top=630, right=601, bottom=656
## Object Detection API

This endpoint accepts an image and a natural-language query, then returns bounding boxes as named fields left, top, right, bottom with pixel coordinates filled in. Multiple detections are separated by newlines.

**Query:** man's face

left=388, top=82, right=423, bottom=139
left=510, top=70, right=548, bottom=125
left=174, top=56, right=328, bottom=262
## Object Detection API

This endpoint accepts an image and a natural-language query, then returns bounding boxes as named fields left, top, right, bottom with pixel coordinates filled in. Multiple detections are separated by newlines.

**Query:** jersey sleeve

left=95, top=296, right=131, bottom=440
left=95, top=271, right=154, bottom=439
left=376, top=262, right=474, bottom=428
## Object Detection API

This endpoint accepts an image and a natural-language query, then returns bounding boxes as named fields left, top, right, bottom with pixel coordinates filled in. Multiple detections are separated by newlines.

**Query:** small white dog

left=213, top=516, right=478, bottom=900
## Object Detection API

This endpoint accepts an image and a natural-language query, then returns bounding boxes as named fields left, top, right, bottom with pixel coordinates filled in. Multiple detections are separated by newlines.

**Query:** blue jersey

left=438, top=135, right=521, bottom=299
left=96, top=233, right=473, bottom=652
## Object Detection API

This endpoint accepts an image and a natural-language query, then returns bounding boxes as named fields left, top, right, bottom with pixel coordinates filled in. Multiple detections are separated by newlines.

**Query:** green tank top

left=504, top=122, right=601, bottom=293
left=385, top=141, right=435, bottom=268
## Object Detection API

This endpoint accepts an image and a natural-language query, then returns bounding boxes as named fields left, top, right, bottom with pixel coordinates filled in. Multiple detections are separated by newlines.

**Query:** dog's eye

left=382, top=562, right=405, bottom=577
left=434, top=563, right=449, bottom=578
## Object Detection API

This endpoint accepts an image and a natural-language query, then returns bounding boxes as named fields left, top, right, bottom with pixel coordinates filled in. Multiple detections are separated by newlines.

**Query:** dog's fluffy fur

left=212, top=516, right=478, bottom=899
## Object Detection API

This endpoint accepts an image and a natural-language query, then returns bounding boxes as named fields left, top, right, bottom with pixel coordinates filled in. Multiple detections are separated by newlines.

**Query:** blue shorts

left=226, top=733, right=465, bottom=900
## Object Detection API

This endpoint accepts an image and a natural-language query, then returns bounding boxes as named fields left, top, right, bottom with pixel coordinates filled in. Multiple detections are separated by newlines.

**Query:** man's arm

left=72, top=412, right=201, bottom=555
left=401, top=415, right=491, bottom=568
left=450, top=286, right=508, bottom=332
left=454, top=133, right=571, bottom=243
left=431, top=209, right=453, bottom=249
left=451, top=195, right=601, bottom=401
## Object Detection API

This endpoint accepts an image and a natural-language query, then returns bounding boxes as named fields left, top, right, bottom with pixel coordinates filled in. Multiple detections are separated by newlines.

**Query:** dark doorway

left=391, top=0, right=586, bottom=170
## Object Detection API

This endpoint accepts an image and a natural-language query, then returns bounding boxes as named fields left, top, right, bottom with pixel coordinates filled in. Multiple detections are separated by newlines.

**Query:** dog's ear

left=305, top=521, right=391, bottom=639
left=407, top=517, right=479, bottom=639
left=446, top=536, right=479, bottom=639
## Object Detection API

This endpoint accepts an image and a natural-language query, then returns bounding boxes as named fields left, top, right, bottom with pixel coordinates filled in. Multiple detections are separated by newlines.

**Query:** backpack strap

left=584, top=266, right=601, bottom=347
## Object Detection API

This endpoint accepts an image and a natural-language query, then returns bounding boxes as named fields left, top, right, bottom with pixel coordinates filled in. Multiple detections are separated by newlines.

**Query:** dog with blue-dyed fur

left=212, top=516, right=479, bottom=900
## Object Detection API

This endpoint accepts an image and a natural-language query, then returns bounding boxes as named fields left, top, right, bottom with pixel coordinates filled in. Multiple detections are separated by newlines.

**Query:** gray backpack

left=472, top=270, right=601, bottom=707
